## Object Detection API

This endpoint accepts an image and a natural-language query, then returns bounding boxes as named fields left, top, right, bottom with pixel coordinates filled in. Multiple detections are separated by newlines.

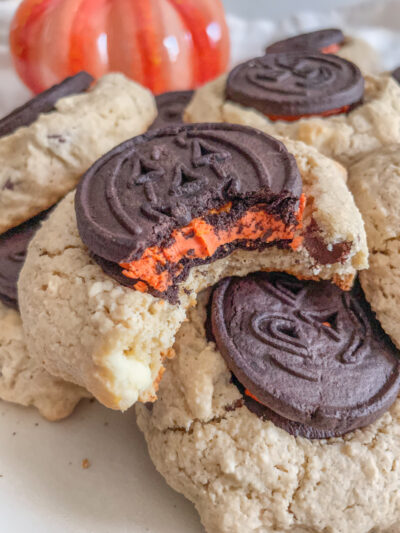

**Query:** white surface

left=1, top=1, right=400, bottom=532
left=0, top=400, right=204, bottom=533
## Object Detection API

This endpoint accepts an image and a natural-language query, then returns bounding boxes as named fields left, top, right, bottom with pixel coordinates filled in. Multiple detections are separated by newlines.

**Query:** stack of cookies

left=2, top=27, right=400, bottom=533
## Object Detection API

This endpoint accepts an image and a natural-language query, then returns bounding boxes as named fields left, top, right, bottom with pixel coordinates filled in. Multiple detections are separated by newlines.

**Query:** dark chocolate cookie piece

left=150, top=91, right=194, bottom=130
left=75, top=123, right=302, bottom=264
left=0, top=71, right=93, bottom=139
left=226, top=52, right=364, bottom=118
left=0, top=210, right=49, bottom=309
left=266, top=29, right=345, bottom=54
left=211, top=272, right=400, bottom=438
left=232, top=376, right=336, bottom=439
left=392, top=67, right=400, bottom=84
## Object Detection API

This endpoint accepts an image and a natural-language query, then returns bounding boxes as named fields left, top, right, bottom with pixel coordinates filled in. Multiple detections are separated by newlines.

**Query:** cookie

left=348, top=144, right=400, bottom=351
left=210, top=272, right=400, bottom=438
left=19, top=137, right=367, bottom=410
left=0, top=301, right=89, bottom=420
left=0, top=210, right=50, bottom=309
left=266, top=29, right=345, bottom=55
left=0, top=71, right=93, bottom=139
left=266, top=29, right=381, bottom=74
left=0, top=72, right=157, bottom=234
left=76, top=124, right=302, bottom=301
left=150, top=91, right=194, bottom=130
left=185, top=67, right=400, bottom=167
left=226, top=52, right=364, bottom=120
left=136, top=289, right=400, bottom=533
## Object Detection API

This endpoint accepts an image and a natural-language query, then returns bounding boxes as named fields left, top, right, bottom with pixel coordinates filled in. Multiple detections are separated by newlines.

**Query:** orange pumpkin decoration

left=10, top=0, right=230, bottom=94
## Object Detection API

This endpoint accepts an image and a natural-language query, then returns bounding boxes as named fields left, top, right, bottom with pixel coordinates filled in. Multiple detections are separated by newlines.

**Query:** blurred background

left=224, top=0, right=363, bottom=20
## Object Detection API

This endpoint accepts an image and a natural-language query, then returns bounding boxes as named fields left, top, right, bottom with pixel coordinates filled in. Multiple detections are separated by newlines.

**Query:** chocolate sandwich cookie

left=226, top=52, right=364, bottom=121
left=150, top=91, right=194, bottom=130
left=210, top=272, right=400, bottom=438
left=0, top=211, right=49, bottom=309
left=0, top=71, right=93, bottom=139
left=392, top=67, right=400, bottom=84
left=266, top=29, right=345, bottom=55
left=75, top=123, right=303, bottom=302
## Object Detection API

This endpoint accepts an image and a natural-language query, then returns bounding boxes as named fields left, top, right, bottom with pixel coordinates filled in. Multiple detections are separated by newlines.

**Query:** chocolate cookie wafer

left=226, top=52, right=364, bottom=121
left=0, top=71, right=93, bottom=139
left=266, top=29, right=345, bottom=55
left=150, top=91, right=194, bottom=130
left=76, top=123, right=303, bottom=302
left=210, top=272, right=400, bottom=438
left=0, top=210, right=49, bottom=309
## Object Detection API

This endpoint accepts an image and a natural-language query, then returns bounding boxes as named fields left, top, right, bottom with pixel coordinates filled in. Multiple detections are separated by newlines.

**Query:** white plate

left=2, top=1, right=400, bottom=532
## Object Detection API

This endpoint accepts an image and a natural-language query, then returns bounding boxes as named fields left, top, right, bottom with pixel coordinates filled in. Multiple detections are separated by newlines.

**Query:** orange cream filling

left=320, top=43, right=341, bottom=54
left=266, top=104, right=350, bottom=123
left=245, top=389, right=264, bottom=404
left=120, top=195, right=305, bottom=293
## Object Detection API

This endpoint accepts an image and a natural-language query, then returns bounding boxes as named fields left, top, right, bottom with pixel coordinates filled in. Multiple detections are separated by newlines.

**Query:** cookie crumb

left=82, top=458, right=90, bottom=469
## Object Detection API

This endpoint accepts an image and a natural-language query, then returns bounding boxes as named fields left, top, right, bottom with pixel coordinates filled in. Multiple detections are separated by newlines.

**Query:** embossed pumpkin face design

left=211, top=272, right=400, bottom=435
left=249, top=275, right=368, bottom=383
left=225, top=52, right=364, bottom=120
left=75, top=124, right=302, bottom=300
left=247, top=56, right=342, bottom=94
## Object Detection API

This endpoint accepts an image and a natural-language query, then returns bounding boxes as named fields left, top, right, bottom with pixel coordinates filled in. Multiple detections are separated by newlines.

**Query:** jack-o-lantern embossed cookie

left=137, top=274, right=400, bottom=533
left=19, top=124, right=367, bottom=410
left=211, top=273, right=400, bottom=439
left=265, top=28, right=381, bottom=74
left=185, top=51, right=400, bottom=167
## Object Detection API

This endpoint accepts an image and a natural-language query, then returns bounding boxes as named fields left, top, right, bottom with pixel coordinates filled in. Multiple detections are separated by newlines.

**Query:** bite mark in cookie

left=210, top=272, right=400, bottom=438
left=226, top=52, right=364, bottom=122
left=75, top=124, right=303, bottom=302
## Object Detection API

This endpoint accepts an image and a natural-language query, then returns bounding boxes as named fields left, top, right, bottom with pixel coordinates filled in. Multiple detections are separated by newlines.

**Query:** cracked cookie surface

left=136, top=291, right=400, bottom=533
left=349, top=144, right=400, bottom=350
left=0, top=301, right=89, bottom=420
left=0, top=73, right=156, bottom=234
